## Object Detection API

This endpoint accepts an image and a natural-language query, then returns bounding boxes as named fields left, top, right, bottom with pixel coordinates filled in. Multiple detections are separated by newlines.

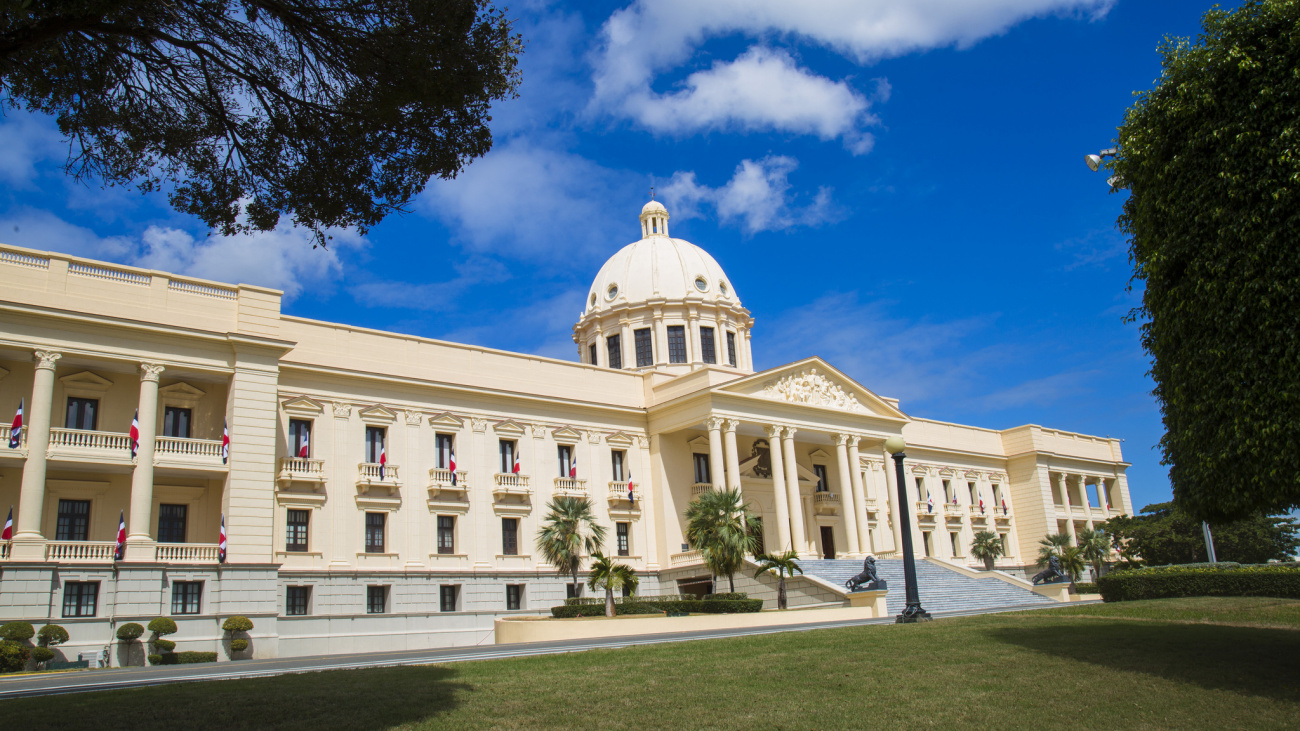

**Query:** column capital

left=705, top=416, right=725, bottom=431
left=764, top=424, right=784, bottom=439
left=834, top=433, right=852, bottom=446
left=138, top=362, right=165, bottom=382
left=781, top=425, right=797, bottom=439
left=333, top=402, right=352, bottom=419
left=33, top=350, right=62, bottom=371
left=723, top=418, right=740, bottom=433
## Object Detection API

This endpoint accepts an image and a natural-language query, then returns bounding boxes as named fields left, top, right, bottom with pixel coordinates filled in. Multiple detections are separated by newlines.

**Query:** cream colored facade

left=0, top=201, right=1131, bottom=661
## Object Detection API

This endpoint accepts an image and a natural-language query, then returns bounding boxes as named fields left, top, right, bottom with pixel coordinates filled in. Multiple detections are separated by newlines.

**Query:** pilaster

left=11, top=350, right=61, bottom=559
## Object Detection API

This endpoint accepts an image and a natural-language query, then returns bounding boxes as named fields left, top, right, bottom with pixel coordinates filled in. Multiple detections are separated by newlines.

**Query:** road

left=0, top=602, right=1078, bottom=699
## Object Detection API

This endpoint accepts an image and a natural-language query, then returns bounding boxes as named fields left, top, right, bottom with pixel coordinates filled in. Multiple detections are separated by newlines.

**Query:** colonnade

left=1052, top=471, right=1117, bottom=539
left=9, top=349, right=166, bottom=561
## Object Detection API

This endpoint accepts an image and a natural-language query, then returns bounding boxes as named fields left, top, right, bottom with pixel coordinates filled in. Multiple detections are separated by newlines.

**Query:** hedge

left=551, top=598, right=762, bottom=618
left=1097, top=565, right=1300, bottom=602
left=1071, top=583, right=1099, bottom=594
left=230, top=639, right=250, bottom=652
left=0, top=643, right=30, bottom=673
left=148, top=651, right=217, bottom=665
left=564, top=594, right=692, bottom=606
left=703, top=593, right=748, bottom=601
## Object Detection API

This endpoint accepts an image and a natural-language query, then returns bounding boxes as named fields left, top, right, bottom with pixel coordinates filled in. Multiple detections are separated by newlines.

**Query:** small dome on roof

left=641, top=199, right=668, bottom=215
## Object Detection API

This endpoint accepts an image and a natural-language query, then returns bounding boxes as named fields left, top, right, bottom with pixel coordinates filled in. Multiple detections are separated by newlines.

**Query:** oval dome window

left=694, top=276, right=708, bottom=292
left=606, top=284, right=619, bottom=300
left=590, top=293, right=597, bottom=307
left=719, top=281, right=728, bottom=296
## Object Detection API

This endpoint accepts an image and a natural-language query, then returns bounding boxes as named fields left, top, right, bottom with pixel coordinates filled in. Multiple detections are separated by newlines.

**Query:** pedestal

left=846, top=588, right=889, bottom=617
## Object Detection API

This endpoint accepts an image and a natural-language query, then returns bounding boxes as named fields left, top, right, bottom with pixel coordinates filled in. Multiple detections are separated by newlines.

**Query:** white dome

left=585, top=235, right=739, bottom=315
left=641, top=199, right=668, bottom=215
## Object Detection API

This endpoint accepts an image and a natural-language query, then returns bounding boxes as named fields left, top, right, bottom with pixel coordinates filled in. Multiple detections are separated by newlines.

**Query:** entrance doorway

left=820, top=526, right=836, bottom=559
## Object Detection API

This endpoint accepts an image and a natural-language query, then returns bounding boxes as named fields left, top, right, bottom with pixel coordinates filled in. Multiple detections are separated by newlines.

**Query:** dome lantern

left=640, top=199, right=669, bottom=238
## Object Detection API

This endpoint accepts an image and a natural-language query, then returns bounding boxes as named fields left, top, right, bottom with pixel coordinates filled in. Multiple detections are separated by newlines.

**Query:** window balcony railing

left=427, top=468, right=469, bottom=497
left=944, top=504, right=965, bottom=518
left=357, top=462, right=400, bottom=488
left=49, top=428, right=132, bottom=452
left=277, top=457, right=326, bottom=486
left=0, top=542, right=9, bottom=560
left=553, top=477, right=587, bottom=496
left=493, top=473, right=532, bottom=500
left=46, top=541, right=117, bottom=562
left=154, top=436, right=226, bottom=468
left=670, top=550, right=702, bottom=567
left=691, top=482, right=711, bottom=496
left=814, top=491, right=840, bottom=515
left=916, top=500, right=937, bottom=516
left=995, top=509, right=1013, bottom=520
left=862, top=498, right=878, bottom=512
left=155, top=543, right=220, bottom=563
left=43, top=429, right=224, bottom=470
left=607, top=480, right=636, bottom=505
left=0, top=424, right=24, bottom=450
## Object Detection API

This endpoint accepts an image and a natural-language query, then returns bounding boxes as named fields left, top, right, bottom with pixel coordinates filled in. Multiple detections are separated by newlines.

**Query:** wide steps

left=797, top=558, right=1056, bottom=614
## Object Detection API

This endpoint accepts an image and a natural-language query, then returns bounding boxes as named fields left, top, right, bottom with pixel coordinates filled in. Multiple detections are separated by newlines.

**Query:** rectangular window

left=951, top=532, right=961, bottom=556
left=289, top=418, right=312, bottom=457
left=55, top=499, right=90, bottom=541
left=435, top=434, right=454, bottom=470
left=607, top=334, right=623, bottom=369
left=163, top=406, right=192, bottom=439
left=999, top=533, right=1010, bottom=554
left=286, top=509, right=310, bottom=552
left=993, top=484, right=1003, bottom=505
left=667, top=325, right=687, bottom=363
left=693, top=453, right=711, bottom=484
left=367, top=586, right=388, bottom=614
left=437, top=515, right=455, bottom=554
left=922, top=531, right=932, bottom=557
left=62, top=582, right=99, bottom=618
left=588, top=342, right=597, bottom=366
left=634, top=328, right=653, bottom=367
left=611, top=450, right=626, bottom=482
left=171, top=581, right=202, bottom=615
left=365, top=512, right=386, bottom=553
left=557, top=444, right=573, bottom=477
left=499, top=440, right=516, bottom=474
left=440, top=585, right=459, bottom=612
left=968, top=482, right=978, bottom=504
left=616, top=522, right=630, bottom=557
left=365, top=426, right=386, bottom=464
left=502, top=517, right=518, bottom=555
left=566, top=584, right=582, bottom=599
left=699, top=326, right=716, bottom=364
left=158, top=503, right=187, bottom=543
left=942, top=479, right=952, bottom=502
left=506, top=584, right=522, bottom=611
left=914, top=477, right=925, bottom=498
left=726, top=331, right=738, bottom=367
left=65, top=397, right=98, bottom=430
left=286, top=586, right=310, bottom=616
left=813, top=465, right=829, bottom=493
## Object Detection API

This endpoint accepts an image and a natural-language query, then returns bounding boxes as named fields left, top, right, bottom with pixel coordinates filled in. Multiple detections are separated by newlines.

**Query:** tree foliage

left=1112, top=0, right=1300, bottom=520
left=1101, top=502, right=1299, bottom=566
left=536, top=495, right=607, bottom=598
left=0, top=1, right=522, bottom=244
left=1075, top=528, right=1111, bottom=578
left=752, top=550, right=801, bottom=610
left=969, top=530, right=1005, bottom=571
left=684, top=488, right=758, bottom=594
left=587, top=551, right=638, bottom=618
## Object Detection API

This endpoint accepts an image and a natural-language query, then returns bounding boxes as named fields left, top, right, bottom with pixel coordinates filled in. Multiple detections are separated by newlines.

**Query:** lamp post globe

left=886, top=436, right=931, bottom=623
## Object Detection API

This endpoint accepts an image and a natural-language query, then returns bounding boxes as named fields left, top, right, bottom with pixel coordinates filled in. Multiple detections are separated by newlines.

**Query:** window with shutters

left=667, top=326, right=687, bottom=363
left=607, top=334, right=623, bottom=369
left=437, top=515, right=455, bottom=554
left=634, top=327, right=653, bottom=366
left=163, top=407, right=191, bottom=438
left=616, top=522, right=630, bottom=556
left=365, top=512, right=386, bottom=553
left=286, top=509, right=309, bottom=552
left=699, top=327, right=716, bottom=364
left=56, top=499, right=90, bottom=541
left=158, top=504, right=187, bottom=543
left=502, top=517, right=519, bottom=555
left=726, top=331, right=738, bottom=366
left=65, top=397, right=98, bottom=430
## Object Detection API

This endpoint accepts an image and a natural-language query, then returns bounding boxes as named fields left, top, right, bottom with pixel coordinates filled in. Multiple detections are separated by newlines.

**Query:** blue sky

left=0, top=1, right=1227, bottom=512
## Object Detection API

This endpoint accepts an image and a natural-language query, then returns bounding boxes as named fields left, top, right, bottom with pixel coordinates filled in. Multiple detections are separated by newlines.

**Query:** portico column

left=14, top=350, right=62, bottom=547
left=1080, top=476, right=1096, bottom=531
left=1055, top=472, right=1076, bottom=541
left=706, top=417, right=725, bottom=491
left=723, top=419, right=742, bottom=492
left=847, top=438, right=871, bottom=553
left=126, top=363, right=165, bottom=555
left=766, top=425, right=792, bottom=552
left=833, top=434, right=861, bottom=556
left=882, top=450, right=906, bottom=556
left=781, top=427, right=810, bottom=557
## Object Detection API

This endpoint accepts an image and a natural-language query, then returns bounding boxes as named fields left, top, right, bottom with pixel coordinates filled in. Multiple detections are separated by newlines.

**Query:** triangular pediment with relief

left=282, top=395, right=324, bottom=418
left=357, top=404, right=397, bottom=423
left=551, top=426, right=583, bottom=443
left=60, top=371, right=113, bottom=391
left=493, top=419, right=528, bottom=437
left=605, top=431, right=636, bottom=447
left=428, top=412, right=464, bottom=428
left=716, top=358, right=906, bottom=420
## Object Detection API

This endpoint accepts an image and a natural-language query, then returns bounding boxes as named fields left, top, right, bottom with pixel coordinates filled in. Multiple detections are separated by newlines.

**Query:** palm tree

left=1075, top=528, right=1110, bottom=580
left=587, top=552, right=638, bottom=617
left=537, top=496, right=608, bottom=599
left=684, top=488, right=757, bottom=593
left=752, top=550, right=802, bottom=609
left=1036, top=532, right=1072, bottom=568
left=969, top=530, right=1005, bottom=571
left=1058, top=545, right=1087, bottom=590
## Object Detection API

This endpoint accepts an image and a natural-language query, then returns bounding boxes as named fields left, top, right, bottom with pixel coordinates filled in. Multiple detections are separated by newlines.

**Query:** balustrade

left=49, top=428, right=132, bottom=452
left=691, top=482, right=711, bottom=496
left=553, top=477, right=588, bottom=495
left=45, top=541, right=117, bottom=562
left=155, top=543, right=220, bottom=563
left=358, top=462, right=400, bottom=483
left=278, top=457, right=326, bottom=484
left=428, top=468, right=469, bottom=492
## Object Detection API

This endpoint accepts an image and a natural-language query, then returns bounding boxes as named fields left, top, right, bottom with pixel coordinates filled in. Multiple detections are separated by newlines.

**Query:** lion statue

left=845, top=555, right=888, bottom=593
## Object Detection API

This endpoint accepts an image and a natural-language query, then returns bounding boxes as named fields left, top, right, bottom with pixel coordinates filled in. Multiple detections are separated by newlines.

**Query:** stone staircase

left=798, top=558, right=1057, bottom=614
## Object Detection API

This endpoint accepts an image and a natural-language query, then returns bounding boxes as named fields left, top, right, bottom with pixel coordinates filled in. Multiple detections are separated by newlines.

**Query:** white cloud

left=592, top=0, right=1112, bottom=145
left=0, top=112, right=66, bottom=188
left=0, top=207, right=133, bottom=259
left=350, top=257, right=511, bottom=312
left=661, top=156, right=840, bottom=234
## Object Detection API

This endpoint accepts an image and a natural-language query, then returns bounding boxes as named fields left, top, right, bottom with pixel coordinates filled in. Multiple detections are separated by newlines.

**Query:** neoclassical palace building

left=0, top=200, right=1132, bottom=660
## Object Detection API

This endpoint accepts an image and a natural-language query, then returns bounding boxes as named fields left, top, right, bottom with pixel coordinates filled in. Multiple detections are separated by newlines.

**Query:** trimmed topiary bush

left=31, top=647, right=55, bottom=666
left=153, top=639, right=176, bottom=652
left=147, top=653, right=168, bottom=665
left=147, top=617, right=178, bottom=635
left=230, top=639, right=249, bottom=652
left=221, top=616, right=254, bottom=633
left=176, top=651, right=217, bottom=663
left=116, top=623, right=144, bottom=641
left=37, top=624, right=69, bottom=648
left=0, top=621, right=35, bottom=642
left=0, top=642, right=31, bottom=673
left=1098, top=565, right=1300, bottom=602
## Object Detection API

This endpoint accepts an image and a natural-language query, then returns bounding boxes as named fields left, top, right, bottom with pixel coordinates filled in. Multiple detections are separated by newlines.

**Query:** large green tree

left=1101, top=502, right=1299, bottom=566
left=1111, top=0, right=1300, bottom=521
left=0, top=1, right=522, bottom=245
left=684, top=488, right=757, bottom=594
left=536, top=496, right=607, bottom=599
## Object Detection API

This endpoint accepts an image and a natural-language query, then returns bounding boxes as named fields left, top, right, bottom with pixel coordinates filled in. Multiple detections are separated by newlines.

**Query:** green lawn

left=6, top=597, right=1299, bottom=730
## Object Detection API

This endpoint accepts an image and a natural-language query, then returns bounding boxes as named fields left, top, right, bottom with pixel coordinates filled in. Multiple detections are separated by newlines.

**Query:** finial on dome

left=640, top=198, right=669, bottom=238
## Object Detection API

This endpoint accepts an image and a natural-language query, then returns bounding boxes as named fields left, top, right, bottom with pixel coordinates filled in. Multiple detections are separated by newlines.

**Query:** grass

left=5, top=597, right=1299, bottom=730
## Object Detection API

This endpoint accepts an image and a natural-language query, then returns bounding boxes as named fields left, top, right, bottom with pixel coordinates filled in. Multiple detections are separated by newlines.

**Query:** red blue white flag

left=448, top=448, right=457, bottom=486
left=297, top=429, right=310, bottom=458
left=1001, top=497, right=1008, bottom=515
left=627, top=471, right=635, bottom=502
left=221, top=420, right=230, bottom=464
left=378, top=443, right=387, bottom=480
left=218, top=514, right=227, bottom=563
left=569, top=454, right=578, bottom=479
left=129, top=410, right=140, bottom=458
left=512, top=450, right=521, bottom=475
left=114, top=511, right=126, bottom=561
left=926, top=493, right=934, bottom=513
left=979, top=497, right=985, bottom=514
left=8, top=399, right=21, bottom=449
left=952, top=494, right=958, bottom=505
left=2, top=506, right=12, bottom=541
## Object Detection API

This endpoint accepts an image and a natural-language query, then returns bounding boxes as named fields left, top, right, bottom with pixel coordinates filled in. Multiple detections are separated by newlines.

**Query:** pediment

left=714, top=358, right=906, bottom=420
left=493, top=419, right=528, bottom=437
left=60, top=371, right=113, bottom=392
left=357, top=404, right=397, bottom=423
left=687, top=435, right=710, bottom=452
left=282, top=395, right=324, bottom=418
left=551, top=426, right=583, bottom=444
left=160, top=382, right=206, bottom=399
left=428, top=412, right=464, bottom=428
left=808, top=448, right=831, bottom=461
left=605, top=431, right=636, bottom=447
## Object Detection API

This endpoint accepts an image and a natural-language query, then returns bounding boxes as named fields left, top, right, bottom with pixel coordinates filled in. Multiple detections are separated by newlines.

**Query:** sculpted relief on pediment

left=758, top=368, right=868, bottom=414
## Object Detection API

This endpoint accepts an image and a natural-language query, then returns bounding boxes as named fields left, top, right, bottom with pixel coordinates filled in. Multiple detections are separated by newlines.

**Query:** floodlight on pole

left=1084, top=147, right=1119, bottom=172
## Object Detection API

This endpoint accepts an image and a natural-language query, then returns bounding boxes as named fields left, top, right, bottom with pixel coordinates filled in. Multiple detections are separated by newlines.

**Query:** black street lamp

left=885, top=436, right=931, bottom=623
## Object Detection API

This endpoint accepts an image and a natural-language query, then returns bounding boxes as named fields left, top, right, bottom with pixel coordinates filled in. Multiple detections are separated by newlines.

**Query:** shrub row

left=148, top=651, right=218, bottom=665
left=564, top=594, right=692, bottom=606
left=702, top=593, right=748, bottom=601
left=1070, top=583, right=1099, bottom=594
left=1097, top=565, right=1300, bottom=602
left=551, top=598, right=762, bottom=618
